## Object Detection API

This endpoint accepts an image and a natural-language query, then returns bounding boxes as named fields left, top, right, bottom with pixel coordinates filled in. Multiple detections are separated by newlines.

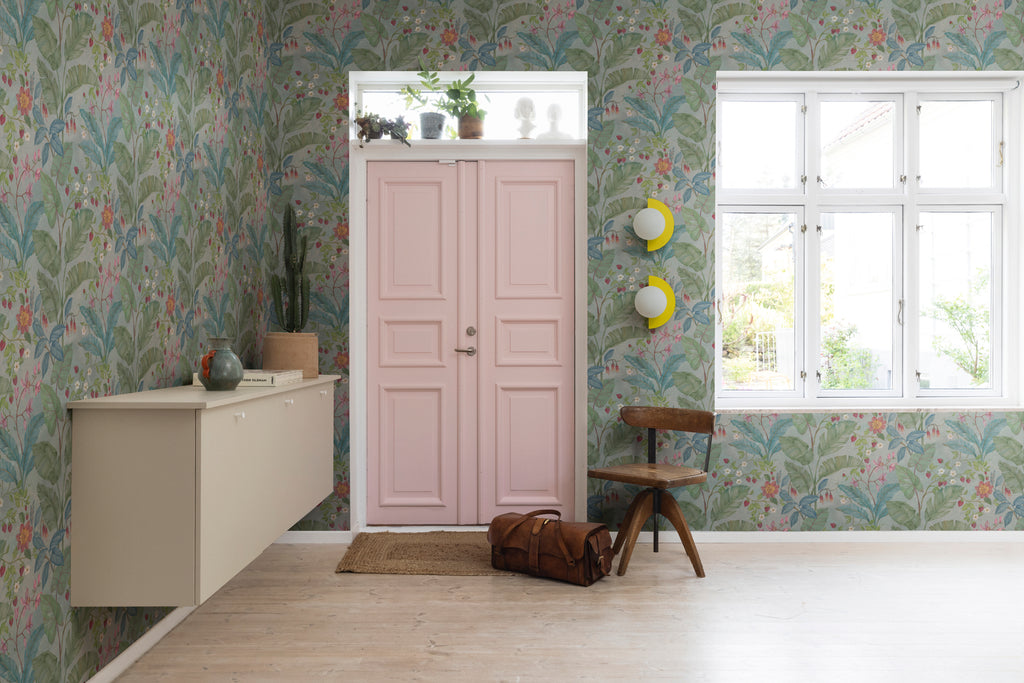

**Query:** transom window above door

left=349, top=71, right=587, bottom=141
left=715, top=72, right=1022, bottom=409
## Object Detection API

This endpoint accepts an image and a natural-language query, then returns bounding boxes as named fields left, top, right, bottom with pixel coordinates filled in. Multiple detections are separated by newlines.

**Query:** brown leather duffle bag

left=487, top=509, right=614, bottom=586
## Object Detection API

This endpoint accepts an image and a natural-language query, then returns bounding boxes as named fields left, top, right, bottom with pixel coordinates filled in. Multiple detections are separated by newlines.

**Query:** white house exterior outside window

left=715, top=72, right=1022, bottom=409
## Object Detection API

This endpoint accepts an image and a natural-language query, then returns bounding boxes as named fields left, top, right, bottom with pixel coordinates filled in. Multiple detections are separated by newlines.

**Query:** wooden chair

left=588, top=406, right=714, bottom=577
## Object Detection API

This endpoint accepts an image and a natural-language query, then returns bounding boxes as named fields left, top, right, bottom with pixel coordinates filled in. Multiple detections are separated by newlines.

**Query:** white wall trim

left=277, top=528, right=1024, bottom=544
left=87, top=606, right=195, bottom=683
left=276, top=530, right=354, bottom=543
left=688, top=530, right=1024, bottom=543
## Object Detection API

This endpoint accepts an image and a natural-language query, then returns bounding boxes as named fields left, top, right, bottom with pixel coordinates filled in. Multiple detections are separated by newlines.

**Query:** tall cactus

left=269, top=204, right=310, bottom=332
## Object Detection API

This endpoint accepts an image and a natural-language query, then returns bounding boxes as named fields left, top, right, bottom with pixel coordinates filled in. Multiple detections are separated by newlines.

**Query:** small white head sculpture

left=514, top=97, right=536, bottom=139
left=537, top=103, right=570, bottom=140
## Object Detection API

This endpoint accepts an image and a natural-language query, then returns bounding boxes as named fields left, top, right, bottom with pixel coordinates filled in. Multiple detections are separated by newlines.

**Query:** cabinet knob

left=234, top=411, right=246, bottom=420
left=320, top=390, right=328, bottom=398
left=284, top=398, right=295, bottom=406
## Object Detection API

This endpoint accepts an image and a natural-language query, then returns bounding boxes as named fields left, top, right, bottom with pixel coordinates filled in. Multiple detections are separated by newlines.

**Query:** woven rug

left=336, top=531, right=510, bottom=576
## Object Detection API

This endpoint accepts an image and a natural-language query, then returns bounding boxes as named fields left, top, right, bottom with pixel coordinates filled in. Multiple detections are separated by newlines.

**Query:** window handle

left=897, top=299, right=904, bottom=326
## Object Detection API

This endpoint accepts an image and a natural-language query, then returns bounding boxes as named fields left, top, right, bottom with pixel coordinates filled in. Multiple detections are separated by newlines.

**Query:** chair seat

left=588, top=463, right=707, bottom=489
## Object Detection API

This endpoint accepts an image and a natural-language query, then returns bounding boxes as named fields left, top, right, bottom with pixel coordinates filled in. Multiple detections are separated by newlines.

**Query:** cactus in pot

left=270, top=204, right=309, bottom=332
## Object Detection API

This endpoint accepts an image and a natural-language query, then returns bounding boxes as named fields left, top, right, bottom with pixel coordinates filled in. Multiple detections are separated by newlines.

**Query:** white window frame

left=715, top=72, right=1022, bottom=410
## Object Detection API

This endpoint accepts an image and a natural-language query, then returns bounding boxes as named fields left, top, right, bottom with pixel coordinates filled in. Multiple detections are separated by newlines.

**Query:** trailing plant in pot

left=438, top=74, right=486, bottom=139
left=354, top=111, right=411, bottom=147
left=401, top=69, right=446, bottom=139
left=385, top=115, right=412, bottom=145
left=263, top=204, right=319, bottom=378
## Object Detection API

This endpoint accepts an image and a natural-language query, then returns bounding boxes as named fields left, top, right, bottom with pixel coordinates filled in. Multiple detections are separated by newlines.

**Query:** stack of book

left=193, top=368, right=304, bottom=387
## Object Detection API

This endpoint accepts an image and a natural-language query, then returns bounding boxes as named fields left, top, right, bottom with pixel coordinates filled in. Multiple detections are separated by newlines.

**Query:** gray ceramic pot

left=420, top=112, right=445, bottom=139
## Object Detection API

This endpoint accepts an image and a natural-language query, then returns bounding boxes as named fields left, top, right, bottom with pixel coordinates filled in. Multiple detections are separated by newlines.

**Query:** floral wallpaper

left=1, top=0, right=1023, bottom=679
left=0, top=0, right=277, bottom=678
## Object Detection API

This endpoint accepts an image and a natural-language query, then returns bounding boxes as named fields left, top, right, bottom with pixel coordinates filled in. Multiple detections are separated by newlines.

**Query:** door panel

left=492, top=384, right=565, bottom=506
left=377, top=385, right=448, bottom=507
left=478, top=160, right=575, bottom=520
left=379, top=183, right=448, bottom=299
left=494, top=180, right=563, bottom=298
left=367, top=162, right=460, bottom=524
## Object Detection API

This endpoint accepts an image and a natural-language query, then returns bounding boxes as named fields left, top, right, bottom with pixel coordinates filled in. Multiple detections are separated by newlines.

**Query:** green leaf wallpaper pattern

left=1, top=0, right=1024, bottom=679
left=0, top=0, right=273, bottom=678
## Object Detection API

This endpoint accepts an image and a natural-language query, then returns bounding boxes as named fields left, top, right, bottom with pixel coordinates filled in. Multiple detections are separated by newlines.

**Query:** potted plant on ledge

left=401, top=69, right=447, bottom=139
left=355, top=111, right=411, bottom=147
left=439, top=74, right=486, bottom=139
left=262, top=204, right=319, bottom=378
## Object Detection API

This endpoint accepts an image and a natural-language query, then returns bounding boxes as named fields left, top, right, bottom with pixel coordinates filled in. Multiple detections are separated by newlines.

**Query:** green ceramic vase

left=198, top=337, right=244, bottom=391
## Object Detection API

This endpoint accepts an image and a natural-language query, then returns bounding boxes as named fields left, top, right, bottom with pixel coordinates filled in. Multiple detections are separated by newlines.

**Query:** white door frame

left=350, top=140, right=588, bottom=531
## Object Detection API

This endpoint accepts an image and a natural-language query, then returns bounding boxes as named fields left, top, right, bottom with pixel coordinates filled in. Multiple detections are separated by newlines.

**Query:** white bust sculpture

left=514, top=97, right=535, bottom=139
left=536, top=103, right=570, bottom=140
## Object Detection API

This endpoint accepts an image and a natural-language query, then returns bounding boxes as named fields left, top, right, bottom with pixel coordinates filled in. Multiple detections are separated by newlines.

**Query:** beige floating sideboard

left=70, top=375, right=338, bottom=606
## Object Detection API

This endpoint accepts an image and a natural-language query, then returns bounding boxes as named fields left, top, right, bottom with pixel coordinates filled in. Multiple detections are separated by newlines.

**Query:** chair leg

left=611, top=488, right=643, bottom=555
left=659, top=493, right=705, bottom=578
left=614, top=489, right=654, bottom=576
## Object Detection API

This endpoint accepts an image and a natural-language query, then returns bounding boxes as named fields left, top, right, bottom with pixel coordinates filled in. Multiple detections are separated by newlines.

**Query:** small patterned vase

left=198, top=337, right=244, bottom=391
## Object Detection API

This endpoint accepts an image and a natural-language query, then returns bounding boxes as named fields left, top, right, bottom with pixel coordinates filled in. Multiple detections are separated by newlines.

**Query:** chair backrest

left=620, top=406, right=715, bottom=473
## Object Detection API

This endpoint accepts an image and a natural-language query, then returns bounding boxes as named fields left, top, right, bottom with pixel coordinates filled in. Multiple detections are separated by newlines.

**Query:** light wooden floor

left=120, top=540, right=1024, bottom=682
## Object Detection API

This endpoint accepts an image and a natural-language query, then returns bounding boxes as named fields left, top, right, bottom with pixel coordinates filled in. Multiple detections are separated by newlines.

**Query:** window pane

left=721, top=212, right=798, bottom=391
left=820, top=100, right=895, bottom=189
left=360, top=89, right=582, bottom=140
left=819, top=213, right=894, bottom=391
left=720, top=101, right=800, bottom=190
left=919, top=100, right=993, bottom=189
left=918, top=212, right=993, bottom=389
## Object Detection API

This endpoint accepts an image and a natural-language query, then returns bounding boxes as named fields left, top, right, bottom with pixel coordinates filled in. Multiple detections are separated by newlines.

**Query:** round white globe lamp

left=634, top=285, right=668, bottom=319
left=634, top=207, right=665, bottom=241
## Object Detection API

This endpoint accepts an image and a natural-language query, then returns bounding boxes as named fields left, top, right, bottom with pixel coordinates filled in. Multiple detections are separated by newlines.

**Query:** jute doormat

left=335, top=531, right=511, bottom=576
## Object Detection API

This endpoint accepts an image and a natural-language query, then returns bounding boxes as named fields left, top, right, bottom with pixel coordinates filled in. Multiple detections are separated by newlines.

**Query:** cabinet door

left=367, top=162, right=463, bottom=524
left=477, top=160, right=576, bottom=521
left=71, top=409, right=197, bottom=606
left=285, top=384, right=335, bottom=519
left=198, top=392, right=309, bottom=601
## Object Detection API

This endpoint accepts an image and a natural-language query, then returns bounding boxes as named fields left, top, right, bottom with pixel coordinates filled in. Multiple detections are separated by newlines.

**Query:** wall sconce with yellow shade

left=633, top=198, right=674, bottom=251
left=633, top=198, right=677, bottom=329
left=635, top=276, right=675, bottom=329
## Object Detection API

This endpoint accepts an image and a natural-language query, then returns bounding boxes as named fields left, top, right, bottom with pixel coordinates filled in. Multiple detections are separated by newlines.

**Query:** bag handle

left=497, top=510, right=575, bottom=566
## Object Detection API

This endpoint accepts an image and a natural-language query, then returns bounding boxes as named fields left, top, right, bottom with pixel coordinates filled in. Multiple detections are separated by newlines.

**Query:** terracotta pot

left=458, top=115, right=484, bottom=139
left=262, top=332, right=319, bottom=379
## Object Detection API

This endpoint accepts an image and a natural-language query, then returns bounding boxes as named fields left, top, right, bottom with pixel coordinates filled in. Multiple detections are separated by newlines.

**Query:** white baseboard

left=88, top=606, right=195, bottom=683
left=275, top=530, right=354, bottom=543
left=275, top=528, right=1024, bottom=545
left=689, top=529, right=1024, bottom=543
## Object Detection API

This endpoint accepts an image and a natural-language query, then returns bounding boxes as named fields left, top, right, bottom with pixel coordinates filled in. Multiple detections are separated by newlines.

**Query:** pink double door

left=367, top=160, right=575, bottom=525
